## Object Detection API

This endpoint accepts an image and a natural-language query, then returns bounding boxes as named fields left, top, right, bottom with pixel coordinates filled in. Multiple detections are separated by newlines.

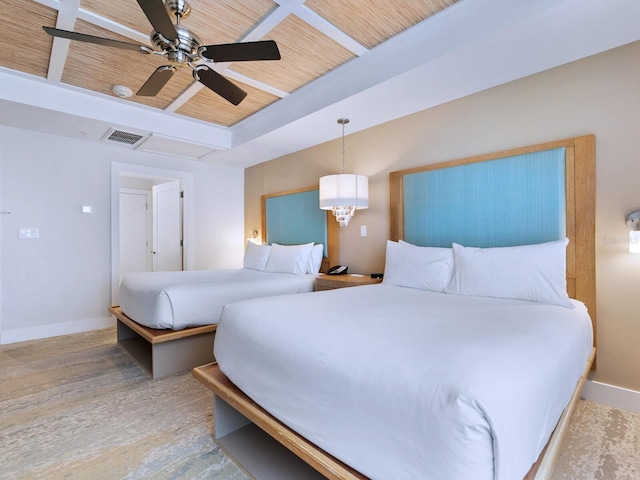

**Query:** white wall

left=0, top=127, right=244, bottom=343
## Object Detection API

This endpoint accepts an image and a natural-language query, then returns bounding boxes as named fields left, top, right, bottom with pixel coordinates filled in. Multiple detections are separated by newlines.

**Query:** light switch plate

left=19, top=228, right=39, bottom=239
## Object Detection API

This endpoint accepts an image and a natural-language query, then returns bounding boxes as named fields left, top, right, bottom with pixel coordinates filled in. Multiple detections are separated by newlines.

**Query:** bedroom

left=1, top=0, right=640, bottom=478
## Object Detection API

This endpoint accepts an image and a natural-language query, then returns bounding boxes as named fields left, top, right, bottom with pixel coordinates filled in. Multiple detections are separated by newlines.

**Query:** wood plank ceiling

left=0, top=0, right=458, bottom=128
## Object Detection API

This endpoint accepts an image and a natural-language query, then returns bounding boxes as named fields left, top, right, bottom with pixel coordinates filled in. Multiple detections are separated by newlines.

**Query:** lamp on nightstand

left=626, top=211, right=640, bottom=253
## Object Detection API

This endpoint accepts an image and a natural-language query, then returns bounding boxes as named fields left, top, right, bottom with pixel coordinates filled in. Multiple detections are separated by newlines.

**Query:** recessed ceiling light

left=112, top=84, right=133, bottom=98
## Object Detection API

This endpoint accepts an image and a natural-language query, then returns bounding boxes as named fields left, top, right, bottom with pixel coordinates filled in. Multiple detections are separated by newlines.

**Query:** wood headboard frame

left=390, top=135, right=596, bottom=360
left=261, top=186, right=339, bottom=273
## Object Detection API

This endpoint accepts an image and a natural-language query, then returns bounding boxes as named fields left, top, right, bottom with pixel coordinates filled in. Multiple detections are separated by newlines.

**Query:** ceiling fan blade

left=200, top=40, right=281, bottom=63
left=136, top=0, right=179, bottom=42
left=43, top=26, right=150, bottom=53
left=137, top=65, right=176, bottom=96
left=194, top=67, right=247, bottom=106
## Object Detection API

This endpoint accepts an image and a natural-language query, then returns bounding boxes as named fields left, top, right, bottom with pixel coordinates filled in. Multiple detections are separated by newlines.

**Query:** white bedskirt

left=119, top=268, right=316, bottom=330
left=214, top=284, right=593, bottom=480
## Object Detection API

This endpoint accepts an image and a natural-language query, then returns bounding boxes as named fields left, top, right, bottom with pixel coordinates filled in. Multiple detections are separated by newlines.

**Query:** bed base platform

left=193, top=347, right=595, bottom=480
left=109, top=305, right=216, bottom=379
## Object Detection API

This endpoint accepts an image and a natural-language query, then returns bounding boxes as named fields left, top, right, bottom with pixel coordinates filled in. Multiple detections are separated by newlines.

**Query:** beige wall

left=245, top=40, right=640, bottom=392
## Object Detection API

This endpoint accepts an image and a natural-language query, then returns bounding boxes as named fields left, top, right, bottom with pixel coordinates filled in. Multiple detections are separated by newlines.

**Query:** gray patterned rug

left=553, top=399, right=640, bottom=480
left=1, top=328, right=638, bottom=479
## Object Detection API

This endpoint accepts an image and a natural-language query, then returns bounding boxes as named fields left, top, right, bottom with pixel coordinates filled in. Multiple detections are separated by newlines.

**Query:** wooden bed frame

left=194, top=135, right=596, bottom=479
left=110, top=185, right=338, bottom=379
left=109, top=305, right=216, bottom=379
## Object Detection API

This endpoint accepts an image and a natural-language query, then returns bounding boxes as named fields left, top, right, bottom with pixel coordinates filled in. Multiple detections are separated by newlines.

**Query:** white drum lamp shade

left=319, top=173, right=368, bottom=227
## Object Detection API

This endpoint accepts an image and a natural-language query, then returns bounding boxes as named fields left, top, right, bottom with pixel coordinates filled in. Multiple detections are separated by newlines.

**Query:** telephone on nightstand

left=327, top=265, right=348, bottom=275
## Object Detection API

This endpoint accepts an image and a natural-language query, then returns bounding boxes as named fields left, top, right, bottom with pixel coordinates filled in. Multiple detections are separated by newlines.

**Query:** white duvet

left=118, top=268, right=316, bottom=330
left=214, top=284, right=593, bottom=480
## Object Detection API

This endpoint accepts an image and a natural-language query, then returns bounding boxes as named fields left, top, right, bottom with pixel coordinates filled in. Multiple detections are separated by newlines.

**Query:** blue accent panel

left=266, top=190, right=327, bottom=256
left=403, top=148, right=566, bottom=248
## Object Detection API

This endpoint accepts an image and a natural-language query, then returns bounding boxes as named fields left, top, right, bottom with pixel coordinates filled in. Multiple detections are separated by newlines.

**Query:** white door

left=119, top=189, right=152, bottom=282
left=153, top=180, right=183, bottom=271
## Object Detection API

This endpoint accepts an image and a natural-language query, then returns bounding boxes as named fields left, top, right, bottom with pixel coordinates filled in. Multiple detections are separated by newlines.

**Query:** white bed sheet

left=214, top=284, right=593, bottom=480
left=119, top=268, right=316, bottom=330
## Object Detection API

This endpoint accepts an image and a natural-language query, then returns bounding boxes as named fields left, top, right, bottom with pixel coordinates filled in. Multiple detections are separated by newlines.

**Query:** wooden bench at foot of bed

left=109, top=305, right=216, bottom=379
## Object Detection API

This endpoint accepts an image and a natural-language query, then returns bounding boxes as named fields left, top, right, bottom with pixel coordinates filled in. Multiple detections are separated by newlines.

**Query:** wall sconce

left=626, top=211, right=640, bottom=253
left=319, top=118, right=369, bottom=227
left=247, top=230, right=259, bottom=244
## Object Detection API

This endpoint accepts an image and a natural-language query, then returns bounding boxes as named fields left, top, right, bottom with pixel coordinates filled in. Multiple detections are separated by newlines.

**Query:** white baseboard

left=582, top=379, right=640, bottom=414
left=0, top=316, right=115, bottom=345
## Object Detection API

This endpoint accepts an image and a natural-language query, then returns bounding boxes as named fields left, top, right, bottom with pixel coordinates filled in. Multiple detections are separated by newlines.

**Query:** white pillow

left=307, top=244, right=324, bottom=274
left=382, top=240, right=454, bottom=292
left=265, top=243, right=314, bottom=275
left=243, top=241, right=271, bottom=271
left=445, top=238, right=574, bottom=308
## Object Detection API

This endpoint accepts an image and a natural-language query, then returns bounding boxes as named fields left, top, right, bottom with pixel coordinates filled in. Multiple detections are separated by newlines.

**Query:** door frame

left=111, top=162, right=194, bottom=305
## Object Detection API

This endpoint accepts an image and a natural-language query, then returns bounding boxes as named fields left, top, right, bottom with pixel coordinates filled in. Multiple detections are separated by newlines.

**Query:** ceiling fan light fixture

left=112, top=84, right=133, bottom=98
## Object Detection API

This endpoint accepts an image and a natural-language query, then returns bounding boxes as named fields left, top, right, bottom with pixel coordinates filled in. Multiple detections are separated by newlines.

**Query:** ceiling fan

left=43, top=0, right=281, bottom=105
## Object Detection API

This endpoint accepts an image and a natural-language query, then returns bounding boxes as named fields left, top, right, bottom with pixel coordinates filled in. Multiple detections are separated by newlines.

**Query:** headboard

left=261, top=186, right=339, bottom=273
left=390, top=135, right=596, bottom=352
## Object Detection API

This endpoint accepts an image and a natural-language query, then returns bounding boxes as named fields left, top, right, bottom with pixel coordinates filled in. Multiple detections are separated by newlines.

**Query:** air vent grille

left=104, top=129, right=145, bottom=146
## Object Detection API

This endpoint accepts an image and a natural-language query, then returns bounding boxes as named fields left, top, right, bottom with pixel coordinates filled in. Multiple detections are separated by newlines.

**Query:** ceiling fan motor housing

left=151, top=25, right=201, bottom=65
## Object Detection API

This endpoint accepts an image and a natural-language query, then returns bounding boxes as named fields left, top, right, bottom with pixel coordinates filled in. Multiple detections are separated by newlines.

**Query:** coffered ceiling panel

left=305, top=0, right=458, bottom=49
left=232, top=14, right=356, bottom=94
left=177, top=80, right=278, bottom=126
left=0, top=0, right=56, bottom=78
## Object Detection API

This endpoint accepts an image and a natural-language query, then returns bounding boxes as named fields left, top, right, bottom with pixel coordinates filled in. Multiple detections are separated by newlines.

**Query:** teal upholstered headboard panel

left=402, top=148, right=566, bottom=248
left=264, top=188, right=328, bottom=256
left=261, top=187, right=339, bottom=270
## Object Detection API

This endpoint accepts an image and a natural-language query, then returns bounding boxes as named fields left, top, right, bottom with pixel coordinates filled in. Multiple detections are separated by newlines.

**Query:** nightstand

left=315, top=274, right=383, bottom=291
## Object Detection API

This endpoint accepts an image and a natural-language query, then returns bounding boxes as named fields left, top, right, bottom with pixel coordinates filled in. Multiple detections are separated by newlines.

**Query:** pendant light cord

left=338, top=118, right=349, bottom=174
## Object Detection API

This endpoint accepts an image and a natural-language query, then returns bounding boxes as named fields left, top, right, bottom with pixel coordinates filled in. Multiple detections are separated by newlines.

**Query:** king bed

left=194, top=135, right=596, bottom=479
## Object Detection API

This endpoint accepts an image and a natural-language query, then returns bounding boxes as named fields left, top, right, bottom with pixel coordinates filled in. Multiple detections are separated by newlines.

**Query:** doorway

left=111, top=163, right=194, bottom=305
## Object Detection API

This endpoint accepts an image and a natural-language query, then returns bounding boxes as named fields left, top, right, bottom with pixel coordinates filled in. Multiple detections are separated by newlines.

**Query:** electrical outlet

left=360, top=225, right=367, bottom=237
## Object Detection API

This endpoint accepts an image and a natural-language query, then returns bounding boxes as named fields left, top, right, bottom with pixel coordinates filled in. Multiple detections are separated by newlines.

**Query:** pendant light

left=319, top=118, right=369, bottom=227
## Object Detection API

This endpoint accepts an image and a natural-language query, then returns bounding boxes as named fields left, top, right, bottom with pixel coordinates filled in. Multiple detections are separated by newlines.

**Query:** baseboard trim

left=582, top=379, right=640, bottom=414
left=0, top=317, right=115, bottom=345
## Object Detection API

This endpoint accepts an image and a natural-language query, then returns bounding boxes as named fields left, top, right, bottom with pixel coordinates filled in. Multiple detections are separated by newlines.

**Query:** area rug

left=553, top=399, right=640, bottom=480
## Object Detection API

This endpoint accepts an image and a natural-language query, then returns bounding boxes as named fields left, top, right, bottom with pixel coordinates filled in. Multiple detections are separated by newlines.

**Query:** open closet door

left=152, top=180, right=183, bottom=271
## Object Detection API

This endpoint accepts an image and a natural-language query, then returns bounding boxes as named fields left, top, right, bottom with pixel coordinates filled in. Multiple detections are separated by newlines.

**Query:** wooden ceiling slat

left=0, top=0, right=57, bottom=78
left=231, top=15, right=355, bottom=94
left=80, top=0, right=151, bottom=36
left=305, top=0, right=459, bottom=49
left=177, top=80, right=278, bottom=126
